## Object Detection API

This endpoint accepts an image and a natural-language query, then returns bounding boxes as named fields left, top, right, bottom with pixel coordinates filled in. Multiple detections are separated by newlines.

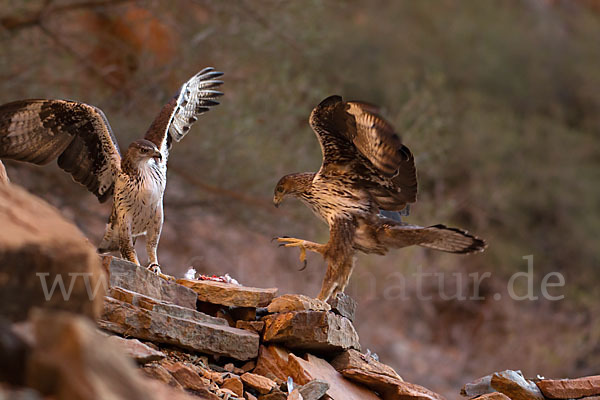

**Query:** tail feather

left=384, top=223, right=486, bottom=254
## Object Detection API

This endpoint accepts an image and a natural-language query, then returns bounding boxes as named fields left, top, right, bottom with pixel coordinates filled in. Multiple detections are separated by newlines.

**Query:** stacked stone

left=461, top=370, right=600, bottom=400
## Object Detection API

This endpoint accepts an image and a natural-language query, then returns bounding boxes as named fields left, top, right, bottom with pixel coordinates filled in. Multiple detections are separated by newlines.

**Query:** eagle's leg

left=276, top=237, right=324, bottom=269
left=317, top=257, right=356, bottom=301
left=118, top=217, right=140, bottom=265
left=145, top=209, right=162, bottom=271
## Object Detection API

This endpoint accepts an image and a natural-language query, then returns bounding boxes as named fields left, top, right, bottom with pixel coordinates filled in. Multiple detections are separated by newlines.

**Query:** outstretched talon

left=275, top=237, right=325, bottom=271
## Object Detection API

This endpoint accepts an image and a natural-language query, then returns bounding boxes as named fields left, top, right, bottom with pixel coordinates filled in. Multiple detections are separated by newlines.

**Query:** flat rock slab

left=288, top=353, right=380, bottom=400
left=536, top=375, right=600, bottom=399
left=105, top=256, right=197, bottom=310
left=331, top=349, right=409, bottom=398
left=491, top=370, right=544, bottom=400
left=327, top=293, right=357, bottom=321
left=177, top=278, right=277, bottom=308
left=108, top=286, right=227, bottom=326
left=100, top=296, right=259, bottom=361
left=241, top=372, right=277, bottom=394
left=106, top=335, right=166, bottom=364
left=267, top=294, right=331, bottom=313
left=262, top=311, right=360, bottom=353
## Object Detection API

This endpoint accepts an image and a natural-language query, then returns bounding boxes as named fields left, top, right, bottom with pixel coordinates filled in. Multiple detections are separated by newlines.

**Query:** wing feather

left=0, top=99, right=121, bottom=202
left=144, top=67, right=224, bottom=152
left=309, top=95, right=417, bottom=210
left=383, top=222, right=487, bottom=254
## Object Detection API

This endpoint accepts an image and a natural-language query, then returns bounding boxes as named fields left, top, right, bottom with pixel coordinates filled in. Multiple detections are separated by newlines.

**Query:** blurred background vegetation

left=1, top=0, right=599, bottom=396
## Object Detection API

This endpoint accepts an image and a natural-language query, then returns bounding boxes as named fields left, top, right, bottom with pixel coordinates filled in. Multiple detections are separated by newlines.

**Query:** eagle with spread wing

left=274, top=95, right=486, bottom=301
left=0, top=67, right=223, bottom=272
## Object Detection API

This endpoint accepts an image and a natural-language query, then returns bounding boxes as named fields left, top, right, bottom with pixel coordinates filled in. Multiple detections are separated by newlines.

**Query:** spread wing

left=144, top=67, right=224, bottom=153
left=309, top=95, right=417, bottom=211
left=0, top=99, right=121, bottom=202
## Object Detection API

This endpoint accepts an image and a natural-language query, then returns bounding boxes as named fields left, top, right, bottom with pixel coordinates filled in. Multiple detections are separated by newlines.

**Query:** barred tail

left=384, top=223, right=487, bottom=254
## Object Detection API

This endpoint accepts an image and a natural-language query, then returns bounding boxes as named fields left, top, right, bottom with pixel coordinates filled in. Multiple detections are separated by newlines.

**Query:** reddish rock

left=141, top=364, right=184, bottom=390
left=0, top=184, right=105, bottom=322
left=106, top=335, right=166, bottom=363
left=26, top=310, right=161, bottom=400
left=241, top=372, right=277, bottom=394
left=106, top=257, right=197, bottom=309
left=331, top=349, right=402, bottom=381
left=100, top=296, right=259, bottom=360
left=230, top=307, right=257, bottom=321
left=287, top=353, right=380, bottom=399
left=330, top=350, right=430, bottom=399
left=536, top=376, right=600, bottom=399
left=491, top=370, right=544, bottom=400
left=253, top=345, right=292, bottom=384
left=161, top=361, right=208, bottom=392
left=177, top=278, right=277, bottom=308
left=0, top=160, right=8, bottom=183
left=262, top=311, right=360, bottom=353
left=267, top=294, right=331, bottom=313
left=473, top=394, right=511, bottom=400
left=222, top=376, right=244, bottom=397
left=236, top=320, right=266, bottom=335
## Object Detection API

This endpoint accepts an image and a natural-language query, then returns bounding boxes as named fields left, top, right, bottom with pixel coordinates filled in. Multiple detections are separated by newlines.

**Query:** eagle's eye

left=277, top=186, right=284, bottom=193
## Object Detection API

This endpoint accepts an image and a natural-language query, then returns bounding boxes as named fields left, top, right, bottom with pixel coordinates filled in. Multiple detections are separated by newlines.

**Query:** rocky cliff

left=1, top=182, right=599, bottom=400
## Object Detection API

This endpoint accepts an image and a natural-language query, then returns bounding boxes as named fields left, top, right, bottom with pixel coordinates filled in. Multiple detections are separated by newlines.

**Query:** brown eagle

left=273, top=95, right=486, bottom=301
left=0, top=68, right=223, bottom=272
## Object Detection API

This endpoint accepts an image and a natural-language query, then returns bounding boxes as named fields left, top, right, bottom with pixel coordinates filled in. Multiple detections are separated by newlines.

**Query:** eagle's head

left=126, top=139, right=162, bottom=166
left=273, top=173, right=315, bottom=207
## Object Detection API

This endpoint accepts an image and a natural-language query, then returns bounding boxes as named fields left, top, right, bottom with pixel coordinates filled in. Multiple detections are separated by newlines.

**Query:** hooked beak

left=153, top=151, right=163, bottom=162
left=273, top=196, right=281, bottom=208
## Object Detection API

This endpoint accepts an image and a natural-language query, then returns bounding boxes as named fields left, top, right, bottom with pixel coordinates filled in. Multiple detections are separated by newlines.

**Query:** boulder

left=267, top=294, right=331, bottom=313
left=0, top=184, right=105, bottom=321
left=177, top=278, right=278, bottom=308
left=26, top=309, right=165, bottom=400
left=105, top=257, right=197, bottom=309
left=490, top=370, right=544, bottom=400
left=100, top=296, right=259, bottom=360
left=262, top=311, right=360, bottom=353
left=536, top=376, right=600, bottom=399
